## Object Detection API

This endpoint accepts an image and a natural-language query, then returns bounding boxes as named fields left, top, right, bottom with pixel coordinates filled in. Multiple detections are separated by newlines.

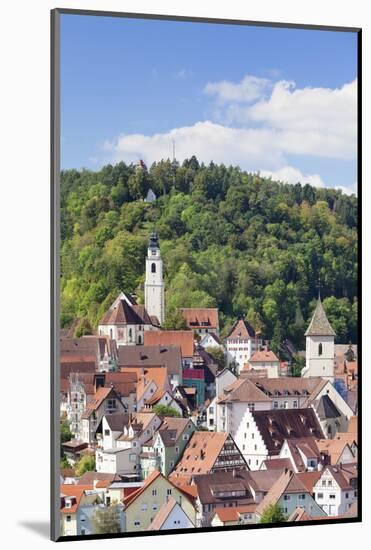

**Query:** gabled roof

left=144, top=330, right=195, bottom=357
left=104, top=413, right=130, bottom=432
left=118, top=345, right=182, bottom=377
left=200, top=332, right=223, bottom=345
left=315, top=394, right=342, bottom=419
left=248, top=377, right=327, bottom=399
left=316, top=464, right=358, bottom=491
left=82, top=386, right=118, bottom=419
left=99, top=298, right=153, bottom=326
left=249, top=349, right=279, bottom=363
left=296, top=471, right=322, bottom=492
left=261, top=458, right=292, bottom=471
left=226, top=319, right=256, bottom=340
left=255, top=470, right=309, bottom=516
left=193, top=470, right=256, bottom=505
left=171, top=432, right=229, bottom=478
left=305, top=298, right=336, bottom=337
left=123, top=470, right=193, bottom=509
left=157, top=417, right=193, bottom=447
left=147, top=497, right=194, bottom=530
left=60, top=484, right=94, bottom=513
left=251, top=408, right=324, bottom=455
left=316, top=438, right=354, bottom=464
left=218, top=378, right=272, bottom=404
left=180, top=308, right=219, bottom=329
left=212, top=504, right=257, bottom=523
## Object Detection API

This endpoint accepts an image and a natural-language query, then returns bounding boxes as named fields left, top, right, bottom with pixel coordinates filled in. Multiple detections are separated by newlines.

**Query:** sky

left=60, top=14, right=358, bottom=194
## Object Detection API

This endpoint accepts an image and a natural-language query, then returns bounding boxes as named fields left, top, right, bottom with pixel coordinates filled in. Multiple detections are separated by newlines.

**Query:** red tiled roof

left=250, top=350, right=279, bottom=363
left=180, top=308, right=219, bottom=330
left=226, top=319, right=256, bottom=339
left=144, top=331, right=195, bottom=357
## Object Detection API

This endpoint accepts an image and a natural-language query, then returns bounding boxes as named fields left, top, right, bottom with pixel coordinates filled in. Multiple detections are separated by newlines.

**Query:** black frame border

left=51, top=8, right=362, bottom=542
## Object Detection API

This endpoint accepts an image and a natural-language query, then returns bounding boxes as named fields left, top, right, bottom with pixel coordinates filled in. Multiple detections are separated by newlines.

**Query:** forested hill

left=60, top=157, right=358, bottom=350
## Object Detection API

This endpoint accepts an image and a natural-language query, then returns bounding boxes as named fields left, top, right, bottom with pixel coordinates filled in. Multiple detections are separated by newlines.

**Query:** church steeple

left=305, top=298, right=336, bottom=337
left=302, top=298, right=336, bottom=381
left=144, top=231, right=165, bottom=325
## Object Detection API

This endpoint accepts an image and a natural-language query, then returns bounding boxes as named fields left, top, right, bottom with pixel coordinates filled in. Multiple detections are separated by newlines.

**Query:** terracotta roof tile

left=226, top=319, right=256, bottom=339
left=180, top=308, right=219, bottom=330
left=144, top=331, right=195, bottom=357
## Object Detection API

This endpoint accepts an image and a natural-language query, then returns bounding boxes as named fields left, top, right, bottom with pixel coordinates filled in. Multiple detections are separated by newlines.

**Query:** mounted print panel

left=51, top=9, right=361, bottom=542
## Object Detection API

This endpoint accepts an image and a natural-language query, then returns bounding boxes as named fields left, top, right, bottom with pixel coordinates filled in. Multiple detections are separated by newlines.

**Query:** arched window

left=151, top=262, right=156, bottom=273
left=318, top=343, right=323, bottom=356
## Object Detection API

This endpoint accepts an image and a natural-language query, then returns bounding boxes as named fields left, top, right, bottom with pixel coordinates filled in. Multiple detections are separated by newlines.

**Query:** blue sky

left=61, top=14, right=358, bottom=193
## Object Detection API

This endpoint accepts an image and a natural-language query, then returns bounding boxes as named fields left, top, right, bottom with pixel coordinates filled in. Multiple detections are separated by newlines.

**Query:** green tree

left=74, top=317, right=93, bottom=338
left=152, top=404, right=181, bottom=417
left=61, top=419, right=73, bottom=443
left=91, top=506, right=122, bottom=534
left=162, top=308, right=188, bottom=330
left=259, top=503, right=287, bottom=524
left=206, top=346, right=227, bottom=372
left=291, top=354, right=306, bottom=377
left=75, top=455, right=96, bottom=477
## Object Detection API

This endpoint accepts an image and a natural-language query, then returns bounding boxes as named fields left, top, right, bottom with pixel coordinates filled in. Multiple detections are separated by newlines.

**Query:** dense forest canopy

left=60, top=157, right=358, bottom=351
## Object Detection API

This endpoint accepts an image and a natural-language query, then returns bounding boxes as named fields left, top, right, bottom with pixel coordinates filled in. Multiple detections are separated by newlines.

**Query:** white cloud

left=102, top=75, right=357, bottom=194
left=106, top=121, right=284, bottom=170
left=204, top=75, right=271, bottom=103
left=260, top=166, right=325, bottom=188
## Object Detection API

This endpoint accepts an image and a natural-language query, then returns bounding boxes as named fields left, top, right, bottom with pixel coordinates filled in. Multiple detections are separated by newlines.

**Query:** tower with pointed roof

left=144, top=231, right=165, bottom=325
left=302, top=298, right=336, bottom=381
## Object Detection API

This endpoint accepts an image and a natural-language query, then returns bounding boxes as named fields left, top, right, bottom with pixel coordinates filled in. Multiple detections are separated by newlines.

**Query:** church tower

left=144, top=231, right=165, bottom=325
left=302, top=298, right=336, bottom=381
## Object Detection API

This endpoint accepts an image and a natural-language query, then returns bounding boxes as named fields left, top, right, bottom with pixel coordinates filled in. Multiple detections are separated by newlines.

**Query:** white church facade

left=302, top=298, right=336, bottom=381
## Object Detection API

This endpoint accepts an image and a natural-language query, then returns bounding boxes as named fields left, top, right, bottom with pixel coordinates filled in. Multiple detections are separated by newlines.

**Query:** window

left=104, top=429, right=110, bottom=436
left=66, top=516, right=71, bottom=522
left=152, top=490, right=157, bottom=496
left=254, top=444, right=257, bottom=451
left=81, top=529, right=86, bottom=535
left=209, top=407, right=214, bottom=414
left=183, top=434, right=189, bottom=441
left=138, top=335, right=142, bottom=344
left=175, top=446, right=179, bottom=453
left=283, top=495, right=291, bottom=501
left=134, top=521, right=141, bottom=527
left=251, top=433, right=255, bottom=439
left=293, top=401, right=298, bottom=408
left=167, top=489, right=172, bottom=495
left=328, top=480, right=332, bottom=486
left=317, top=493, right=324, bottom=499
left=151, top=262, right=156, bottom=273
left=318, top=343, right=323, bottom=356
left=273, top=401, right=278, bottom=409
left=141, top=504, right=148, bottom=511
left=298, top=494, right=305, bottom=500
left=128, top=328, right=133, bottom=341
left=170, top=461, right=174, bottom=468
left=329, top=494, right=336, bottom=499
left=345, top=493, right=349, bottom=499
